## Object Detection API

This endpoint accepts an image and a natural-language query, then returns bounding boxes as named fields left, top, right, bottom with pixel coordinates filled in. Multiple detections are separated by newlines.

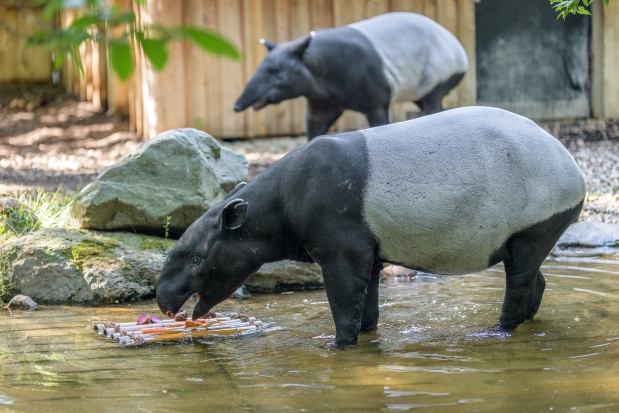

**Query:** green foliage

left=163, top=215, right=171, bottom=240
left=25, top=0, right=241, bottom=81
left=0, top=188, right=74, bottom=241
left=0, top=254, right=15, bottom=304
left=63, top=238, right=118, bottom=269
left=551, top=0, right=610, bottom=19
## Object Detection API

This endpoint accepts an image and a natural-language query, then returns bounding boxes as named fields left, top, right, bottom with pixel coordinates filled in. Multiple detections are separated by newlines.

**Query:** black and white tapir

left=233, top=12, right=469, bottom=140
left=156, top=107, right=586, bottom=346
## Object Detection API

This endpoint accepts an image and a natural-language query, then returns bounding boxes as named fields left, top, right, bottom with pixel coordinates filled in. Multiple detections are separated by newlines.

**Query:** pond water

left=2, top=249, right=619, bottom=412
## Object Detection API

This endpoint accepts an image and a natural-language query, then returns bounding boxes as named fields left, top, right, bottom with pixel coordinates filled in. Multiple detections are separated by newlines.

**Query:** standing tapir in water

left=157, top=107, right=586, bottom=346
left=233, top=12, right=469, bottom=140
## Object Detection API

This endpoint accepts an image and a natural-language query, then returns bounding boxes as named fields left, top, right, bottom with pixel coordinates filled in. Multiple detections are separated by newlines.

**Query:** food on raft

left=93, top=311, right=263, bottom=347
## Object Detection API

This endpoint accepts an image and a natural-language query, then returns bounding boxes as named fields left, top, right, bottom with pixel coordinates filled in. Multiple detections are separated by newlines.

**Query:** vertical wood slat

left=217, top=0, right=246, bottom=137
left=601, top=0, right=619, bottom=118
left=436, top=0, right=459, bottom=107
left=0, top=6, right=52, bottom=82
left=183, top=0, right=208, bottom=132
left=273, top=0, right=292, bottom=135
left=457, top=0, right=476, bottom=106
left=241, top=0, right=267, bottom=138
left=125, top=0, right=479, bottom=138
left=333, top=0, right=368, bottom=132
left=289, top=0, right=310, bottom=135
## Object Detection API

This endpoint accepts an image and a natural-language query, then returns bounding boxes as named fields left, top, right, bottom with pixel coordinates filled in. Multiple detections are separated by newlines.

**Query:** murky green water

left=3, top=249, right=619, bottom=412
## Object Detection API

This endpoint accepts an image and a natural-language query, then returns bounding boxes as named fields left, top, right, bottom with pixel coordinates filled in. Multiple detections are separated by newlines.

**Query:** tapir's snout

left=233, top=102, right=245, bottom=112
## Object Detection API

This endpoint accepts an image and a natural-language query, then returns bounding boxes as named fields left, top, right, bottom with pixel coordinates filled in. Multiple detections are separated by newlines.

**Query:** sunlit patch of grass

left=0, top=187, right=77, bottom=241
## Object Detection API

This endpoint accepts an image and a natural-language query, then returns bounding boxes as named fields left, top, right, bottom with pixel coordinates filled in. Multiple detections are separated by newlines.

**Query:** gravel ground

left=1, top=88, right=618, bottom=223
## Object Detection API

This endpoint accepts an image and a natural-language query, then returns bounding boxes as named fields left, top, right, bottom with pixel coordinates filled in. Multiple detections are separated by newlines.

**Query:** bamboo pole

left=94, top=312, right=263, bottom=347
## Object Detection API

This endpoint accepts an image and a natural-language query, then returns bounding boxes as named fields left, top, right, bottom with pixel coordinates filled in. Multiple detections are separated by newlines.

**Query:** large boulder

left=70, top=128, right=248, bottom=237
left=0, top=228, right=174, bottom=303
left=557, top=222, right=619, bottom=248
left=245, top=260, right=323, bottom=293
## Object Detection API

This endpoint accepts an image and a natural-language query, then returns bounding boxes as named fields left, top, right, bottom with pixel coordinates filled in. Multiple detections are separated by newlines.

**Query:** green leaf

left=140, top=38, right=168, bottom=70
left=52, top=52, right=65, bottom=71
left=177, top=26, right=240, bottom=60
left=111, top=11, right=136, bottom=26
left=602, top=0, right=609, bottom=6
left=26, top=30, right=50, bottom=47
left=577, top=5, right=591, bottom=13
left=68, top=47, right=83, bottom=74
left=42, top=0, right=63, bottom=20
left=69, top=14, right=103, bottom=29
left=109, top=40, right=134, bottom=81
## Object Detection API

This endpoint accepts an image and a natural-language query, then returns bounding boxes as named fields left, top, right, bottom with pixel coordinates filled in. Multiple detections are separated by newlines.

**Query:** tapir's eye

left=192, top=257, right=201, bottom=266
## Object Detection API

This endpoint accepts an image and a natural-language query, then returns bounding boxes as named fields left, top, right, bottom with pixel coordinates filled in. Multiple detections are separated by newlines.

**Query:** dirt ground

left=1, top=85, right=619, bottom=223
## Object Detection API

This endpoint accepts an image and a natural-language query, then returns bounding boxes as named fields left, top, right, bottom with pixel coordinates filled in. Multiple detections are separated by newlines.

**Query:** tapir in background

left=156, top=107, right=586, bottom=347
left=233, top=12, right=469, bottom=140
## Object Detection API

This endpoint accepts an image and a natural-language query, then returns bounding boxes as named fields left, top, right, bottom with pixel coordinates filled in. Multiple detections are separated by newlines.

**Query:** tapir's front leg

left=306, top=105, right=343, bottom=140
left=312, top=248, right=374, bottom=345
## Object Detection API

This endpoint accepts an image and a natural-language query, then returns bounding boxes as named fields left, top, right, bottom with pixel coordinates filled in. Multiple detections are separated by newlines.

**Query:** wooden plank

left=141, top=0, right=160, bottom=139
left=602, top=0, right=619, bottom=118
left=288, top=0, right=311, bottom=136
left=273, top=0, right=292, bottom=135
left=424, top=0, right=437, bottom=20
left=456, top=0, right=476, bottom=106
left=261, top=0, right=279, bottom=136
left=390, top=0, right=423, bottom=14
left=364, top=0, right=389, bottom=18
left=437, top=0, right=459, bottom=108
left=109, top=0, right=130, bottom=116
left=309, top=0, right=333, bottom=31
left=241, top=0, right=268, bottom=137
left=333, top=0, right=368, bottom=132
left=217, top=0, right=246, bottom=138
left=202, top=0, right=222, bottom=138
left=183, top=0, right=208, bottom=131
left=156, top=1, right=186, bottom=132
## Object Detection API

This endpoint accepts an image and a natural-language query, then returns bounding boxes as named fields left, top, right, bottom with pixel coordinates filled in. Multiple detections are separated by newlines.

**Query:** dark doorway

left=476, top=0, right=591, bottom=120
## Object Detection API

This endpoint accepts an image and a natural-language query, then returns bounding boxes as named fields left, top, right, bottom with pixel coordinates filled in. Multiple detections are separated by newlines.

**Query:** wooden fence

left=63, top=0, right=477, bottom=139
left=0, top=5, right=52, bottom=83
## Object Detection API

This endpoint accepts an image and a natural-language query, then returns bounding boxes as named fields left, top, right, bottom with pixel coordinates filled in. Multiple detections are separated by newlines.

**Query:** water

left=2, top=249, right=619, bottom=412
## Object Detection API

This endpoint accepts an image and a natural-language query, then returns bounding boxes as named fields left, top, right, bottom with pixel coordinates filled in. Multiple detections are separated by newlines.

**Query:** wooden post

left=456, top=0, right=476, bottom=107
left=592, top=0, right=619, bottom=119
left=242, top=0, right=268, bottom=138
left=289, top=0, right=311, bottom=136
left=218, top=0, right=246, bottom=138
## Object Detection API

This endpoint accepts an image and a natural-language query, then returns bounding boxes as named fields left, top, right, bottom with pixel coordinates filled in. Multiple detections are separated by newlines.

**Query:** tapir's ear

left=225, top=182, right=246, bottom=199
left=219, top=198, right=248, bottom=232
left=260, top=38, right=277, bottom=52
left=292, top=31, right=315, bottom=59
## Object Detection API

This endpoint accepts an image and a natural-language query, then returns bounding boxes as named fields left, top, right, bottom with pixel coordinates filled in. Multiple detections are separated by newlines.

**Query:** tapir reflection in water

left=233, top=12, right=468, bottom=140
left=156, top=107, right=586, bottom=346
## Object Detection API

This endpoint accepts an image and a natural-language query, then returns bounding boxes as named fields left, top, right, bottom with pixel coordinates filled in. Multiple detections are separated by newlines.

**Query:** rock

left=70, top=128, right=248, bottom=238
left=0, top=228, right=175, bottom=303
left=0, top=197, right=39, bottom=234
left=232, top=286, right=252, bottom=300
left=5, top=294, right=37, bottom=310
left=557, top=222, right=619, bottom=248
left=381, top=265, right=417, bottom=277
left=245, top=260, right=323, bottom=293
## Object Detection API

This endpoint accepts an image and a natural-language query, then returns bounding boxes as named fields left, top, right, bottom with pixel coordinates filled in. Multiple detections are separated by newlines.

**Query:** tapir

left=156, top=107, right=586, bottom=346
left=233, top=12, right=469, bottom=140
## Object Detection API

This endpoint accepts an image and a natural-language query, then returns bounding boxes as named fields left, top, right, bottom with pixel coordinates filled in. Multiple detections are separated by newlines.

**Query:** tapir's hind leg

left=414, top=72, right=465, bottom=115
left=361, top=262, right=384, bottom=331
left=499, top=201, right=583, bottom=329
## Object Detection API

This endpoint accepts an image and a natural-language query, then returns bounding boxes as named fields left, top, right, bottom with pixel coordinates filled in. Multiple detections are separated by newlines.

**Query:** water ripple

left=379, top=365, right=501, bottom=374
left=0, top=391, right=13, bottom=405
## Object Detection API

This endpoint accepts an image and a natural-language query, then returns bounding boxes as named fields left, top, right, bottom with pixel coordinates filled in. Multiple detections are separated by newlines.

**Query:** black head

left=156, top=195, right=263, bottom=320
left=233, top=32, right=315, bottom=112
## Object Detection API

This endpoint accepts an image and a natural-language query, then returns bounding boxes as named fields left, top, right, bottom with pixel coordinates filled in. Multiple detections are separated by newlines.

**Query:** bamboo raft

left=93, top=312, right=264, bottom=347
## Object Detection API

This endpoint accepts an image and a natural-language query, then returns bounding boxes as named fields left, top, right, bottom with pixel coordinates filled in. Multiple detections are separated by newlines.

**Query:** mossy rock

left=0, top=228, right=176, bottom=304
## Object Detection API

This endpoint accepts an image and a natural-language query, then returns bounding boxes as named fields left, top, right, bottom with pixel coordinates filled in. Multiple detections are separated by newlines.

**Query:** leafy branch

left=551, top=0, right=610, bottom=19
left=17, top=0, right=240, bottom=81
